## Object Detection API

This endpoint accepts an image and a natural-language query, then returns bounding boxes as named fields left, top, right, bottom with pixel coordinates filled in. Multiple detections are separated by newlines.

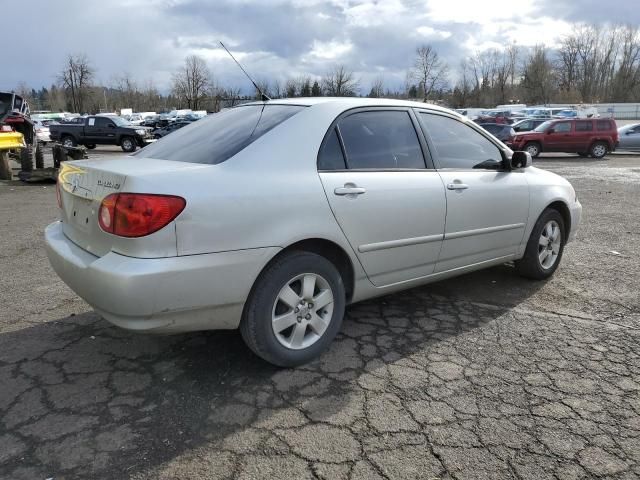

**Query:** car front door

left=318, top=109, right=446, bottom=287
left=417, top=111, right=530, bottom=273
left=544, top=121, right=572, bottom=152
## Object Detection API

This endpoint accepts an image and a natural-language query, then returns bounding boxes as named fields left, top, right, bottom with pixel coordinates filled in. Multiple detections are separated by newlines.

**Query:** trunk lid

left=58, top=157, right=208, bottom=258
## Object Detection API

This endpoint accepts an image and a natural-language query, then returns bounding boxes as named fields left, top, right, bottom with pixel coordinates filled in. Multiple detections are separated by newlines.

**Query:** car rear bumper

left=45, top=221, right=279, bottom=333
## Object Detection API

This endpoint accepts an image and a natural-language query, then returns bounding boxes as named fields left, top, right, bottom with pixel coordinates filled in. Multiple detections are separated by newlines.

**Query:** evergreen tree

left=311, top=80, right=321, bottom=96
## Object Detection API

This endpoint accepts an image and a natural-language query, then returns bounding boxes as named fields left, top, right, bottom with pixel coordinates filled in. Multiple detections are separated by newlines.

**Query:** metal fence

left=546, top=103, right=640, bottom=120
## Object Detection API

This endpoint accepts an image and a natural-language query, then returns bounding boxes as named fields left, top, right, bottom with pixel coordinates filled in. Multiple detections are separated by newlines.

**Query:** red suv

left=510, top=118, right=618, bottom=159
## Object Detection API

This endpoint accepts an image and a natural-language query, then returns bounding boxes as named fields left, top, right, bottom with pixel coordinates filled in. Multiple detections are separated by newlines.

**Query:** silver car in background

left=617, top=123, right=640, bottom=151
left=45, top=98, right=582, bottom=366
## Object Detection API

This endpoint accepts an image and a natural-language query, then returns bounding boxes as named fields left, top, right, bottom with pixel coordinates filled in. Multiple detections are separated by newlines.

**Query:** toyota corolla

left=45, top=98, right=582, bottom=366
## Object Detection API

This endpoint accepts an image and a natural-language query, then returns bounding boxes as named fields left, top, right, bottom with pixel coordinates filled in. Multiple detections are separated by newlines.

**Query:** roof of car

left=240, top=97, right=459, bottom=116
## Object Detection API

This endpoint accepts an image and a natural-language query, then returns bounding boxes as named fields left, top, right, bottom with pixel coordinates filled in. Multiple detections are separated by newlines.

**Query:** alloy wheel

left=271, top=273, right=334, bottom=350
left=592, top=144, right=606, bottom=158
left=538, top=220, right=561, bottom=269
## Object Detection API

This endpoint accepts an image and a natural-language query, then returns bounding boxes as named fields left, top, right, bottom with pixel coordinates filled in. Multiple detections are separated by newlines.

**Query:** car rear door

left=417, top=111, right=529, bottom=272
left=318, top=108, right=446, bottom=287
left=574, top=120, right=594, bottom=152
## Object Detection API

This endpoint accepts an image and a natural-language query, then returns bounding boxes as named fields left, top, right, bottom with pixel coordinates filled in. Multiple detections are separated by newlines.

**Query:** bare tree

left=59, top=53, right=94, bottom=113
left=521, top=45, right=556, bottom=104
left=412, top=45, right=448, bottom=101
left=611, top=25, right=640, bottom=101
left=368, top=75, right=385, bottom=97
left=452, top=60, right=473, bottom=107
left=111, top=73, right=139, bottom=110
left=495, top=45, right=518, bottom=104
left=254, top=79, right=271, bottom=100
left=285, top=78, right=297, bottom=98
left=223, top=87, right=242, bottom=107
left=322, top=65, right=359, bottom=96
left=172, top=55, right=211, bottom=109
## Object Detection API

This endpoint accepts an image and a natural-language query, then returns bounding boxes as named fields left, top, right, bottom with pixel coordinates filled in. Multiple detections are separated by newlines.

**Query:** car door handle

left=447, top=183, right=469, bottom=190
left=334, top=185, right=366, bottom=196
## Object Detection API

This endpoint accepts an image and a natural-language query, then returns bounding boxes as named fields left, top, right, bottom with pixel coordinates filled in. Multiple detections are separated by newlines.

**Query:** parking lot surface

left=1, top=151, right=639, bottom=479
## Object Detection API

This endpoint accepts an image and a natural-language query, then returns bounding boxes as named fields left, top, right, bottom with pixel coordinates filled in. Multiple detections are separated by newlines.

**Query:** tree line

left=14, top=23, right=640, bottom=114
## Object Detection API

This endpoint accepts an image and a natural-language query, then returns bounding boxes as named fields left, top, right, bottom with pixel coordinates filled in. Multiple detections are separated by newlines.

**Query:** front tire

left=524, top=142, right=541, bottom=158
left=240, top=251, right=346, bottom=367
left=121, top=137, right=137, bottom=152
left=516, top=209, right=565, bottom=280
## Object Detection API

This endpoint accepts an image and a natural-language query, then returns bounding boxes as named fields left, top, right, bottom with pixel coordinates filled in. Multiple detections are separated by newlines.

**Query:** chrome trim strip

left=445, top=223, right=525, bottom=240
left=359, top=233, right=443, bottom=253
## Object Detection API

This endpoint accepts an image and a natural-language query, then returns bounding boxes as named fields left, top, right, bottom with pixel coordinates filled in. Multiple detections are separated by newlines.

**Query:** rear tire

left=516, top=209, right=565, bottom=280
left=524, top=142, right=541, bottom=158
left=62, top=136, right=76, bottom=148
left=121, top=137, right=136, bottom=152
left=20, top=145, right=33, bottom=172
left=35, top=143, right=44, bottom=169
left=240, top=251, right=346, bottom=367
left=590, top=141, right=608, bottom=159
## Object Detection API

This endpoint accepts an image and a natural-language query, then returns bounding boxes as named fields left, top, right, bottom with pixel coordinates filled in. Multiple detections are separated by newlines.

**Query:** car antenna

left=219, top=41, right=271, bottom=102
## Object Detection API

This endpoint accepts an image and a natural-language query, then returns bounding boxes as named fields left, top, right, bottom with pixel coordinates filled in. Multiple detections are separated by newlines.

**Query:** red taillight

left=98, top=193, right=186, bottom=238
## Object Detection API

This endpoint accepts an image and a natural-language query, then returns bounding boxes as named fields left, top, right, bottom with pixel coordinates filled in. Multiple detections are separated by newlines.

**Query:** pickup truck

left=49, top=116, right=155, bottom=152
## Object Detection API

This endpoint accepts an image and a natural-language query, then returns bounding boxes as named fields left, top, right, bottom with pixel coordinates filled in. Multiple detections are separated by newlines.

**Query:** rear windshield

left=135, top=104, right=305, bottom=164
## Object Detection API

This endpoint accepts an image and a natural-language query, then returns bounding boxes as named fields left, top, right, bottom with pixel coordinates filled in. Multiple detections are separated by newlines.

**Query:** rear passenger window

left=318, top=128, right=346, bottom=170
left=419, top=113, right=502, bottom=169
left=596, top=120, right=612, bottom=131
left=575, top=121, right=593, bottom=131
left=337, top=111, right=425, bottom=169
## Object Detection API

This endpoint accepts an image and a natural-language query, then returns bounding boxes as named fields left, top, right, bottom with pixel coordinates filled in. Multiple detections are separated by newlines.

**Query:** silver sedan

left=45, top=98, right=582, bottom=366
left=618, top=123, right=640, bottom=151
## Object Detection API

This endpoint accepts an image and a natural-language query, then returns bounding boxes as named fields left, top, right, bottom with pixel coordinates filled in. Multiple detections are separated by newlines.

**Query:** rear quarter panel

left=125, top=103, right=370, bottom=286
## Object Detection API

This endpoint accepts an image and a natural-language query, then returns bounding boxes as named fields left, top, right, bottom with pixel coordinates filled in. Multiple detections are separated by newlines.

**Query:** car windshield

left=109, top=116, right=130, bottom=126
left=534, top=121, right=552, bottom=132
left=135, top=104, right=305, bottom=164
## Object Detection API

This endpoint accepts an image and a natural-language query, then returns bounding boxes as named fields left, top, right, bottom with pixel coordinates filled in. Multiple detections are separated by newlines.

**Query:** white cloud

left=304, top=39, right=354, bottom=61
left=424, top=0, right=536, bottom=23
left=415, top=26, right=452, bottom=39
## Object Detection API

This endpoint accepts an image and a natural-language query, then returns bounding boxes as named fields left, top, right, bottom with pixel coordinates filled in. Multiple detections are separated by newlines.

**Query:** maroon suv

left=510, top=118, right=618, bottom=159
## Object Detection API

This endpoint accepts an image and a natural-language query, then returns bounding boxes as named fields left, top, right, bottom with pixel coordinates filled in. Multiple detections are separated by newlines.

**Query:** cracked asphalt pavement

left=1, top=150, right=639, bottom=479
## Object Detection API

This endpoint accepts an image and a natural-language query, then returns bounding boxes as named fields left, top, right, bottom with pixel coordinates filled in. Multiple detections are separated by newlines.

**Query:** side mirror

left=108, top=123, right=115, bottom=128
left=511, top=151, right=532, bottom=169
left=547, top=128, right=555, bottom=134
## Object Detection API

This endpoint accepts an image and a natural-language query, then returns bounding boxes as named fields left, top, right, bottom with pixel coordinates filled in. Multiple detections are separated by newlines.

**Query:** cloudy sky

left=3, top=0, right=638, bottom=94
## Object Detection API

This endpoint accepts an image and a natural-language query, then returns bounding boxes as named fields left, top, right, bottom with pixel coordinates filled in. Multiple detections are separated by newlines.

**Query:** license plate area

left=67, top=196, right=94, bottom=234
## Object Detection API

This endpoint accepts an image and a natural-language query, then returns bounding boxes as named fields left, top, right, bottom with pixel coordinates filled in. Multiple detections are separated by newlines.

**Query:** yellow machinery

left=0, top=130, right=24, bottom=180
